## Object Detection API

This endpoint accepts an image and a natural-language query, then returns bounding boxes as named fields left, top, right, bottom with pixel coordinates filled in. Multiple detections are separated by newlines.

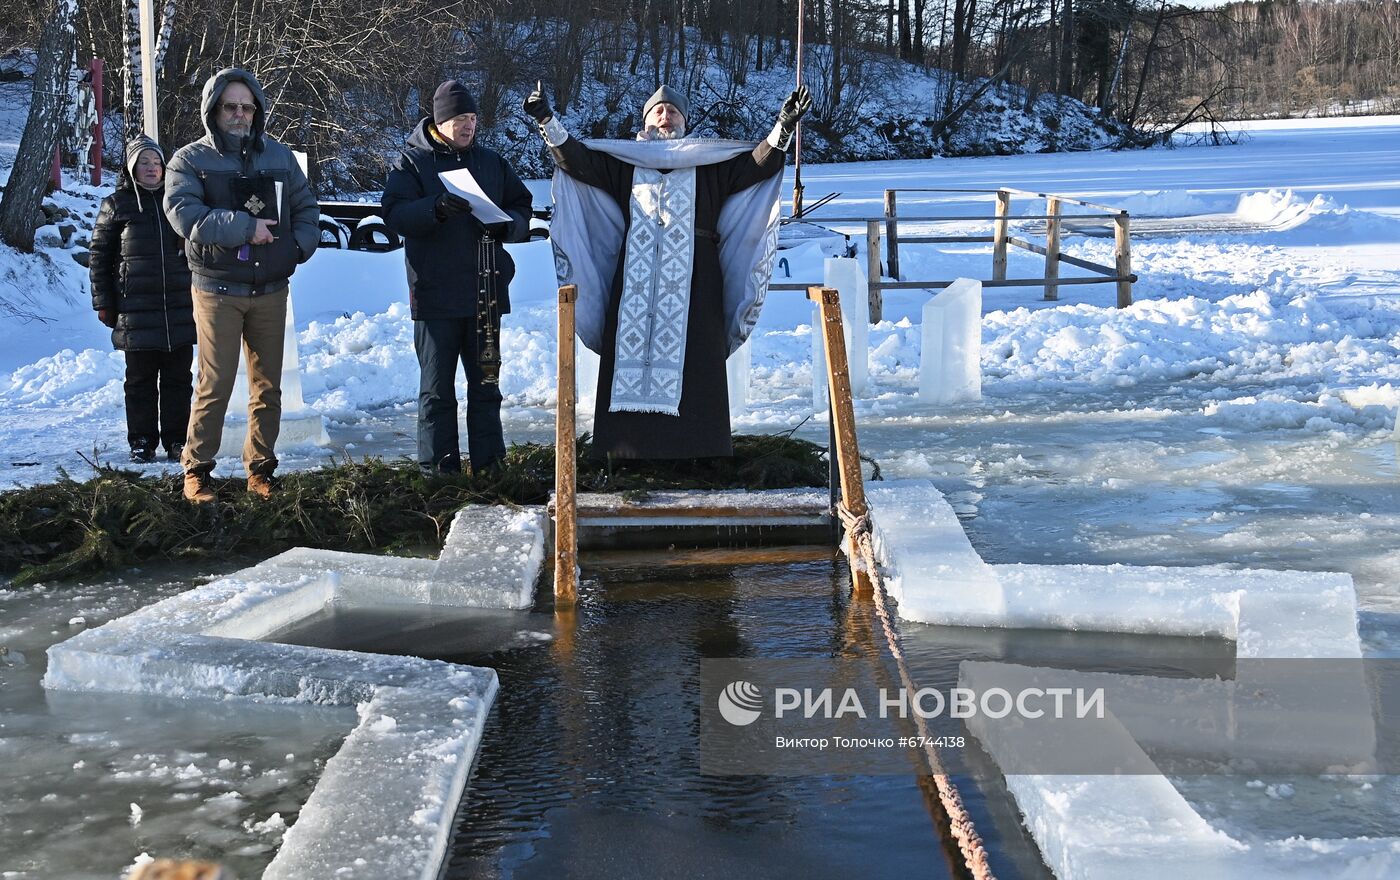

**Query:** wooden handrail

left=778, top=187, right=1136, bottom=310
left=555, top=285, right=578, bottom=606
left=1044, top=196, right=1062, bottom=301
left=808, top=285, right=872, bottom=598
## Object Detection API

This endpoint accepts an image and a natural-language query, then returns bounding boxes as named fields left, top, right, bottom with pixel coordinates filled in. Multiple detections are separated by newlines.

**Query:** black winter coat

left=90, top=183, right=196, bottom=352
left=381, top=119, right=533, bottom=320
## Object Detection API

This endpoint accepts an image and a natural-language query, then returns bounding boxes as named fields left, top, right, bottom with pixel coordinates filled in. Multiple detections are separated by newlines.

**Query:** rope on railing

left=837, top=503, right=997, bottom=880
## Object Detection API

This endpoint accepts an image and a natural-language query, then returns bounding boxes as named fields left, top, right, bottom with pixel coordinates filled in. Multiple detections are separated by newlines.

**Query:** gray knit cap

left=124, top=134, right=164, bottom=185
left=642, top=85, right=688, bottom=121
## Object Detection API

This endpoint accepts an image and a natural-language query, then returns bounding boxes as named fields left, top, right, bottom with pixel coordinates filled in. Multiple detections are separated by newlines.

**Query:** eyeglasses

left=219, top=101, right=256, bottom=115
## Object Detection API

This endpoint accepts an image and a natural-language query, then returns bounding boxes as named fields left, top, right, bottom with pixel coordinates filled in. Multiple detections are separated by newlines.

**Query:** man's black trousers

left=414, top=317, right=505, bottom=474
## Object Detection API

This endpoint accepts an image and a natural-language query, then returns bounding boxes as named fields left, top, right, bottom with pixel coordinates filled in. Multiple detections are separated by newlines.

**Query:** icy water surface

left=275, top=552, right=1236, bottom=880
left=0, top=566, right=355, bottom=880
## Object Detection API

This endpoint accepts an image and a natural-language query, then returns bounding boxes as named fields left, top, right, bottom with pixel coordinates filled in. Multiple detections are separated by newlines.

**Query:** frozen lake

left=3, top=115, right=1400, bottom=876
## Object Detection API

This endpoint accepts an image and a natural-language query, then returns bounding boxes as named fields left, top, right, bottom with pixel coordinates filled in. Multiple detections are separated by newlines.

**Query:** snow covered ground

left=4, top=115, right=1399, bottom=617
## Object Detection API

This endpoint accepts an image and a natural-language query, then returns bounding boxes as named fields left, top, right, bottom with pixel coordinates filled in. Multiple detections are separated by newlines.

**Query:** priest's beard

left=638, top=125, right=686, bottom=141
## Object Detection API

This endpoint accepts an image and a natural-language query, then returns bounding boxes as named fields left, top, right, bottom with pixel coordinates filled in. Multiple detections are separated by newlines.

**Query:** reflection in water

left=274, top=558, right=1237, bottom=880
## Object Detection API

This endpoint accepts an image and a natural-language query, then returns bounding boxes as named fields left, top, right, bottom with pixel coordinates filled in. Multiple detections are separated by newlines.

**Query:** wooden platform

left=551, top=489, right=834, bottom=550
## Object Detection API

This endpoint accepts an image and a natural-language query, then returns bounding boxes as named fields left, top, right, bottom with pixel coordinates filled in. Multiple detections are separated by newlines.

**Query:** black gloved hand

left=434, top=192, right=473, bottom=222
left=778, top=85, right=813, bottom=134
left=523, top=82, right=553, bottom=124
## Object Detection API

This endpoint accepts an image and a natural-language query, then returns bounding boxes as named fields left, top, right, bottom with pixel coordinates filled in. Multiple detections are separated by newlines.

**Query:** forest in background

left=1, top=0, right=1397, bottom=191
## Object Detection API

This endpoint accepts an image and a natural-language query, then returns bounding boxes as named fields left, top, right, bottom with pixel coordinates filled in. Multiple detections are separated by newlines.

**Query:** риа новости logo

left=718, top=680, right=763, bottom=726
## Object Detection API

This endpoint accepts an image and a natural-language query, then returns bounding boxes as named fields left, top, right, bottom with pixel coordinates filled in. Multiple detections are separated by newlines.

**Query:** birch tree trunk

left=0, top=0, right=80, bottom=252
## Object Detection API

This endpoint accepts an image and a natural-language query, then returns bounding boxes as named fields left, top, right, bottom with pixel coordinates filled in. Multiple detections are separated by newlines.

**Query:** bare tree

left=0, top=0, right=79, bottom=252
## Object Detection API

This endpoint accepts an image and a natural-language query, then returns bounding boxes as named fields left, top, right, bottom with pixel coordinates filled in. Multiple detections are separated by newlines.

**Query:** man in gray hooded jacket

left=164, top=67, right=319, bottom=503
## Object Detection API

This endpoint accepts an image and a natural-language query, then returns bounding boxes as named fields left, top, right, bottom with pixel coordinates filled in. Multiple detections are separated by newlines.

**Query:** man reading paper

left=382, top=80, right=533, bottom=474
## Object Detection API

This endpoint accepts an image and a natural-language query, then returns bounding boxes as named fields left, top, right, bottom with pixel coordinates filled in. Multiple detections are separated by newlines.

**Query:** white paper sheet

left=436, top=168, right=512, bottom=224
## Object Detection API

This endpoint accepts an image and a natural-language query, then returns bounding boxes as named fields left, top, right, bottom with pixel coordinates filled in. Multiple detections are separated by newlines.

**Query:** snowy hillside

left=486, top=47, right=1127, bottom=179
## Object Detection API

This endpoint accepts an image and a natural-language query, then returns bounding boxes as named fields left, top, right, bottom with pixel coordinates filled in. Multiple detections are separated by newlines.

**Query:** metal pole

left=138, top=0, right=158, bottom=139
left=792, top=0, right=805, bottom=218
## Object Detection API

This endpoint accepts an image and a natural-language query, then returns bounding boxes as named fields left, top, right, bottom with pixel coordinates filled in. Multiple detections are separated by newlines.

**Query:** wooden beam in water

left=580, top=545, right=836, bottom=570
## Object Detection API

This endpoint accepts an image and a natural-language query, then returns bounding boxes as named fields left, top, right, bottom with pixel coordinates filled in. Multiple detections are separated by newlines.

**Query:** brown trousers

left=182, top=288, right=288, bottom=476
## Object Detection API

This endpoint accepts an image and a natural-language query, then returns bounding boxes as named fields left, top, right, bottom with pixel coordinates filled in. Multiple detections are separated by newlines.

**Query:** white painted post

left=138, top=0, right=158, bottom=139
left=919, top=278, right=982, bottom=404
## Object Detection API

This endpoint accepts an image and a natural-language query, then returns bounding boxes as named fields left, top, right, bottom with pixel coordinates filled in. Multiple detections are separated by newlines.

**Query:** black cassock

left=551, top=137, right=785, bottom=459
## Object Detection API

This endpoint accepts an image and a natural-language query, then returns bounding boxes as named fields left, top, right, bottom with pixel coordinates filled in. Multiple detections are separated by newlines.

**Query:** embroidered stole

left=609, top=166, right=698, bottom=415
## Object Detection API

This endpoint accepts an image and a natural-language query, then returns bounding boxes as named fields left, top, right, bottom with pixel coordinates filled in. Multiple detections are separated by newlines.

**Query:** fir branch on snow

left=0, top=436, right=833, bottom=587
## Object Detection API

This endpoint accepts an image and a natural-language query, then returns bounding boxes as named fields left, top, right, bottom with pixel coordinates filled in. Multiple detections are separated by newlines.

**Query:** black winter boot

left=130, top=440, right=157, bottom=464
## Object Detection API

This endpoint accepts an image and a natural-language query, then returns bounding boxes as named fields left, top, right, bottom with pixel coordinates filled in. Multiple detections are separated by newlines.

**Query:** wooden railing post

left=554, top=285, right=579, bottom=607
left=1044, top=196, right=1061, bottom=301
left=883, top=189, right=900, bottom=281
left=1115, top=212, right=1133, bottom=308
left=992, top=189, right=1010, bottom=282
left=865, top=219, right=884, bottom=323
left=808, top=285, right=873, bottom=599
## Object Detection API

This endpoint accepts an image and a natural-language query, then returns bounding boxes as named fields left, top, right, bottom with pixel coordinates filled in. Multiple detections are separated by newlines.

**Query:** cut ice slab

left=963, top=658, right=1400, bottom=879
left=44, top=504, right=547, bottom=879
left=856, top=480, right=1385, bottom=878
left=919, top=278, right=982, bottom=405
left=864, top=479, right=1362, bottom=657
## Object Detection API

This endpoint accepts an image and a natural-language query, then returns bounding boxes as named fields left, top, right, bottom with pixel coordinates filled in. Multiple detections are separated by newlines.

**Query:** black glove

left=434, top=192, right=472, bottom=222
left=523, top=83, right=553, bottom=124
left=778, top=85, right=813, bottom=134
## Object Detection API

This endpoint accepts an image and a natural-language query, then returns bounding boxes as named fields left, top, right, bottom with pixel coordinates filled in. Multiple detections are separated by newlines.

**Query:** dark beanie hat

left=433, top=80, right=479, bottom=124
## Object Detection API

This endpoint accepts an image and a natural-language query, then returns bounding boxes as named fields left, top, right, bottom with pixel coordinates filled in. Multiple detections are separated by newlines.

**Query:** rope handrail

left=836, top=503, right=998, bottom=880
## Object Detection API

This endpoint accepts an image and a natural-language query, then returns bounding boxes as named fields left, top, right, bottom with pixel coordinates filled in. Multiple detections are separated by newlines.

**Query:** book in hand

left=233, top=177, right=281, bottom=261
left=232, top=177, right=280, bottom=222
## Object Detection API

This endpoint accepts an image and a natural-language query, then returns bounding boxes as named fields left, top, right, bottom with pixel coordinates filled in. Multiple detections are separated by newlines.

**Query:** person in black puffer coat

left=90, top=135, right=196, bottom=463
left=381, top=80, right=533, bottom=475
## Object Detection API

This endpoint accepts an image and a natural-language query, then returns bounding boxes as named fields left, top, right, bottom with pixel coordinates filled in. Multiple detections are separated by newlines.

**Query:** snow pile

left=981, top=275, right=1400, bottom=434
left=1, top=347, right=124, bottom=407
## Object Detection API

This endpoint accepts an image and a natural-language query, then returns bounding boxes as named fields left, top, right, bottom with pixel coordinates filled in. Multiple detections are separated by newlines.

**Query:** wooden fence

left=773, top=187, right=1136, bottom=321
